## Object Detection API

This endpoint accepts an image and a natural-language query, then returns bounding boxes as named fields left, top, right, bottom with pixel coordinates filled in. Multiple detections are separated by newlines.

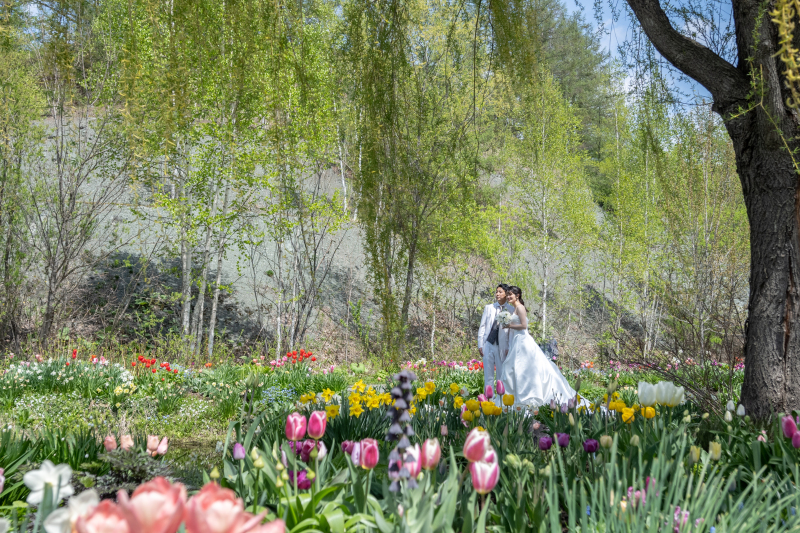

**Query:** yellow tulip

left=502, top=394, right=515, bottom=406
left=689, top=445, right=701, bottom=464
left=462, top=410, right=474, bottom=422
left=708, top=441, right=722, bottom=461
left=416, top=388, right=428, bottom=399
left=466, top=399, right=480, bottom=412
left=621, top=407, right=635, bottom=423
left=641, top=407, right=655, bottom=419
left=481, top=401, right=494, bottom=414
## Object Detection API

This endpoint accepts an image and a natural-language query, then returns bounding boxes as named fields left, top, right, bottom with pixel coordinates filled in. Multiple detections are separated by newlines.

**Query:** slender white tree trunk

left=207, top=183, right=231, bottom=359
left=190, top=183, right=220, bottom=354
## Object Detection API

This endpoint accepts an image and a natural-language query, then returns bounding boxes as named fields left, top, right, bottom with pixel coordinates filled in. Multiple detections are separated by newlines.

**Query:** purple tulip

left=550, top=399, right=556, bottom=410
left=560, top=403, right=568, bottom=414
left=539, top=435, right=553, bottom=450
left=342, top=440, right=355, bottom=454
left=568, top=397, right=577, bottom=409
left=556, top=433, right=570, bottom=447
left=232, top=442, right=246, bottom=460
left=290, top=469, right=312, bottom=490
left=793, top=432, right=800, bottom=449
left=582, top=439, right=599, bottom=453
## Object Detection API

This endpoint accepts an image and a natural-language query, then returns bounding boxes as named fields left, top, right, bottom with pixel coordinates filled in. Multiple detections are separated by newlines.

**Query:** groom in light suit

left=478, top=284, right=512, bottom=391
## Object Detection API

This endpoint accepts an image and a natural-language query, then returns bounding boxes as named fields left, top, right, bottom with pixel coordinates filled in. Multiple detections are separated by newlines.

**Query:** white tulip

left=737, top=404, right=745, bottom=417
left=669, top=386, right=685, bottom=407
left=638, top=381, right=657, bottom=407
left=726, top=400, right=735, bottom=412
left=724, top=410, right=733, bottom=422
left=43, top=489, right=99, bottom=533
left=655, top=381, right=672, bottom=405
left=23, top=460, right=74, bottom=505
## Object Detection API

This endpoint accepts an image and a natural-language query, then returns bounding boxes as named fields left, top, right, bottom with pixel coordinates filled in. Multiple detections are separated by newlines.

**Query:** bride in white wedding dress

left=498, top=286, right=577, bottom=408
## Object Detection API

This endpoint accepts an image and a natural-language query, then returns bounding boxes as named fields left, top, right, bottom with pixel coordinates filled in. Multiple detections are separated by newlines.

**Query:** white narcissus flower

left=43, top=489, right=99, bottom=533
left=637, top=382, right=657, bottom=407
left=23, top=461, right=74, bottom=505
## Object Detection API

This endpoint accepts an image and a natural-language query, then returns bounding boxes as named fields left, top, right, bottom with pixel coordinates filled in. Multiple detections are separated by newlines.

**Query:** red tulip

left=420, top=439, right=441, bottom=470
left=72, top=349, right=77, bottom=359
left=173, top=369, right=178, bottom=374
left=145, top=363, right=151, bottom=369
left=311, top=357, right=317, bottom=362
left=152, top=368, right=157, bottom=373
left=463, top=429, right=491, bottom=462
left=132, top=362, right=136, bottom=367
left=360, top=438, right=380, bottom=469
left=496, top=380, right=506, bottom=396
left=66, top=361, right=70, bottom=366
left=285, top=413, right=307, bottom=441
left=783, top=415, right=798, bottom=439
left=469, top=459, right=499, bottom=494
left=307, top=411, right=327, bottom=440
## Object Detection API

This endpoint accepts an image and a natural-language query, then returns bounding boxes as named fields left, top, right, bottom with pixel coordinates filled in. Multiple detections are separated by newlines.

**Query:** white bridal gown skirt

left=500, top=331, right=577, bottom=408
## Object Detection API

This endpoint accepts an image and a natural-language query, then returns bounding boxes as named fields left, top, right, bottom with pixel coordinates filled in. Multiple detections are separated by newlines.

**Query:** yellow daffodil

left=502, top=394, right=515, bottom=406
left=449, top=383, right=460, bottom=395
left=425, top=381, right=436, bottom=393
left=621, top=407, right=635, bottom=423
left=366, top=387, right=377, bottom=397
left=409, top=403, right=417, bottom=415
left=353, top=380, right=366, bottom=393
left=349, top=392, right=363, bottom=406
left=466, top=399, right=480, bottom=412
left=416, top=388, right=428, bottom=400
left=454, top=396, right=464, bottom=409
left=366, top=396, right=381, bottom=409
left=350, top=403, right=364, bottom=418
left=321, top=388, right=335, bottom=402
left=326, top=404, right=341, bottom=420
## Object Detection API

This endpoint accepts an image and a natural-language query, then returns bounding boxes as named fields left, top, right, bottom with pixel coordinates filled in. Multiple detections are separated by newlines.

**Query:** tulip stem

left=253, top=468, right=260, bottom=514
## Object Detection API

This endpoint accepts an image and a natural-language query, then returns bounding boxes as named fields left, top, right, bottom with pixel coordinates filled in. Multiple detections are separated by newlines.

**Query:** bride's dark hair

left=508, top=286, right=527, bottom=309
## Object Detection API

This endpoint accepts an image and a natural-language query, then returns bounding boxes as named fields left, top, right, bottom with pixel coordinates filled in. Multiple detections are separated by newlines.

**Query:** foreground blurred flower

left=118, top=477, right=185, bottom=533
left=285, top=413, right=307, bottom=441
left=307, top=411, right=327, bottom=440
left=464, top=429, right=491, bottom=462
left=233, top=443, right=246, bottom=460
left=184, top=482, right=285, bottom=533
left=104, top=436, right=117, bottom=452
left=638, top=382, right=656, bottom=407
left=120, top=435, right=134, bottom=451
left=539, top=435, right=553, bottom=450
left=44, top=489, right=99, bottom=533
left=24, top=460, right=74, bottom=505
left=708, top=441, right=722, bottom=461
left=583, top=439, right=599, bottom=453
left=782, top=415, right=798, bottom=439
left=469, top=459, right=499, bottom=495
left=361, top=439, right=380, bottom=469
left=599, top=435, right=613, bottom=449
left=420, top=439, right=441, bottom=470
left=75, top=500, right=133, bottom=533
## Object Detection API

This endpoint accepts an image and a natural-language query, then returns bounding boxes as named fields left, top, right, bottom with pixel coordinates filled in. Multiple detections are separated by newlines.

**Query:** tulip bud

left=308, top=411, right=327, bottom=440
left=726, top=400, right=735, bottom=411
left=783, top=415, right=799, bottom=439
left=360, top=439, right=379, bottom=469
left=251, top=448, right=260, bottom=461
left=146, top=435, right=159, bottom=454
left=793, top=433, right=800, bottom=449
left=209, top=467, right=220, bottom=480
left=569, top=413, right=575, bottom=426
left=582, top=439, right=599, bottom=453
left=155, top=436, right=168, bottom=456
left=504, top=454, right=521, bottom=469
left=485, top=385, right=494, bottom=399
left=420, top=439, right=442, bottom=470
left=440, top=424, right=448, bottom=436
left=736, top=404, right=745, bottom=417
left=120, top=435, right=134, bottom=451
left=286, top=412, right=308, bottom=441
left=701, top=413, right=709, bottom=419
left=477, top=394, right=487, bottom=403
left=496, top=380, right=506, bottom=396
left=463, top=429, right=491, bottom=462
left=630, top=435, right=640, bottom=447
left=638, top=382, right=657, bottom=407
left=253, top=456, right=265, bottom=469
left=232, top=442, right=246, bottom=460
left=103, top=435, right=117, bottom=452
left=469, top=459, right=499, bottom=494
left=351, top=442, right=362, bottom=467
left=708, top=441, right=722, bottom=461
left=599, top=435, right=613, bottom=449
left=404, top=444, right=422, bottom=478
left=724, top=411, right=732, bottom=422
left=689, top=445, right=701, bottom=464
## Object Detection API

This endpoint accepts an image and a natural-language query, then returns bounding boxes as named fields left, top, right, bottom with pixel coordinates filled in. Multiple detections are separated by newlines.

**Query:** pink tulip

left=496, top=380, right=505, bottom=396
left=146, top=436, right=159, bottom=454
left=782, top=415, right=798, bottom=439
left=793, top=432, right=800, bottom=449
left=469, top=459, right=499, bottom=494
left=308, top=411, right=327, bottom=440
left=184, top=482, right=284, bottom=533
left=155, top=437, right=169, bottom=456
left=120, top=435, right=134, bottom=451
left=440, top=424, right=448, bottom=436
left=420, top=439, right=441, bottom=470
left=404, top=444, right=422, bottom=478
left=477, top=394, right=487, bottom=403
left=76, top=500, right=134, bottom=533
left=285, top=413, right=307, bottom=441
left=463, top=429, right=491, bottom=462
left=482, top=446, right=497, bottom=464
left=0, top=468, right=5, bottom=495
left=341, top=441, right=355, bottom=454
left=361, top=439, right=380, bottom=469
left=485, top=385, right=493, bottom=399
left=351, top=442, right=362, bottom=467
left=118, top=477, right=186, bottom=533
left=104, top=435, right=118, bottom=452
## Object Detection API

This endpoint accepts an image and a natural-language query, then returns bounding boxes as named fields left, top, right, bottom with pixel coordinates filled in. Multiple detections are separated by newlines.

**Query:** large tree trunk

left=726, top=108, right=800, bottom=418
left=620, top=0, right=800, bottom=417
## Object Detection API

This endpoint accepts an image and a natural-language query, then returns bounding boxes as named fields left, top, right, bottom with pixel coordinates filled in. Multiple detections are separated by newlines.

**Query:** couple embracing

left=478, top=284, right=577, bottom=408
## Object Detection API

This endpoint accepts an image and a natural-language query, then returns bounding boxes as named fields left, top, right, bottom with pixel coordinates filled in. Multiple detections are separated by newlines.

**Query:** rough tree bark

left=624, top=0, right=800, bottom=418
